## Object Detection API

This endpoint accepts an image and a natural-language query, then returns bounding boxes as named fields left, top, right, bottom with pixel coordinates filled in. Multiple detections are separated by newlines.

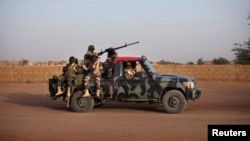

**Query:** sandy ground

left=0, top=81, right=250, bottom=141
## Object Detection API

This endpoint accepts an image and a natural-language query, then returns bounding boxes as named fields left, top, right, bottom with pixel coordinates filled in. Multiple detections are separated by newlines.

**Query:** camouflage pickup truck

left=48, top=55, right=201, bottom=114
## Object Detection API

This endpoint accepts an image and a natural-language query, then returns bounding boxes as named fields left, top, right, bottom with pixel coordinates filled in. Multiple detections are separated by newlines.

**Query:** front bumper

left=186, top=88, right=201, bottom=100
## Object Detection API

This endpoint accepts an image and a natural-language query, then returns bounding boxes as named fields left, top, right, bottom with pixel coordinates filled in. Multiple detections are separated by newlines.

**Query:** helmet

left=69, top=56, right=75, bottom=63
left=88, top=45, right=95, bottom=50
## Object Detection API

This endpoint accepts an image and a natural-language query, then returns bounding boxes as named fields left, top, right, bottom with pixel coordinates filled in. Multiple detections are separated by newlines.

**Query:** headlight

left=183, top=81, right=195, bottom=89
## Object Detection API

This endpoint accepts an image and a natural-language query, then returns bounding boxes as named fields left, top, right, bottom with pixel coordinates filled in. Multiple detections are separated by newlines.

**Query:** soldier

left=64, top=56, right=79, bottom=103
left=83, top=45, right=95, bottom=70
left=103, top=50, right=118, bottom=78
left=123, top=62, right=136, bottom=80
left=83, top=53, right=103, bottom=98
left=65, top=56, right=78, bottom=83
left=52, top=56, right=78, bottom=103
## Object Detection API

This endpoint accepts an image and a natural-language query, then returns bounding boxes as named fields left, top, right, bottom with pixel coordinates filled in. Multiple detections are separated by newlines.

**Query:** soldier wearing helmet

left=83, top=45, right=96, bottom=70
left=55, top=56, right=79, bottom=102
left=123, top=61, right=136, bottom=80
left=66, top=56, right=78, bottom=78
left=66, top=56, right=79, bottom=97
left=83, top=53, right=103, bottom=98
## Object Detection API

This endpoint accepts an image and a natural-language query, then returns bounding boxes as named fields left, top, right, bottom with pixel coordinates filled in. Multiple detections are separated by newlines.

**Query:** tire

left=162, top=90, right=187, bottom=114
left=70, top=91, right=94, bottom=113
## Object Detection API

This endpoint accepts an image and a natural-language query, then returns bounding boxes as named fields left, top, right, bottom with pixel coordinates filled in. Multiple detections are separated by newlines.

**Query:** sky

left=0, top=0, right=250, bottom=63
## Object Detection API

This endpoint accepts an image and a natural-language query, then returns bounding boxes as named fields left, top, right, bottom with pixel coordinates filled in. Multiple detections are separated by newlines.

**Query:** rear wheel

left=162, top=90, right=187, bottom=114
left=70, top=91, right=94, bottom=113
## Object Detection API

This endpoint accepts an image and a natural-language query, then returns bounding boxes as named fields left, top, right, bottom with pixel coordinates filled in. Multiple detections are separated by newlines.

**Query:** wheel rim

left=78, top=98, right=87, bottom=107
left=169, top=97, right=180, bottom=108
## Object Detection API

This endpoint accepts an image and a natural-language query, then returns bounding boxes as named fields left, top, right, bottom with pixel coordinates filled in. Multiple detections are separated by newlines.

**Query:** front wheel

left=162, top=90, right=187, bottom=114
left=70, top=91, right=94, bottom=113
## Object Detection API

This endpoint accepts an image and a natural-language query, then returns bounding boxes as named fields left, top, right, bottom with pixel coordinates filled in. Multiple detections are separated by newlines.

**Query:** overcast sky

left=0, top=0, right=249, bottom=63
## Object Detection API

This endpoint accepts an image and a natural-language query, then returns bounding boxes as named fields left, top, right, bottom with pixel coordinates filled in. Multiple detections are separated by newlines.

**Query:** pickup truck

left=48, top=55, right=201, bottom=114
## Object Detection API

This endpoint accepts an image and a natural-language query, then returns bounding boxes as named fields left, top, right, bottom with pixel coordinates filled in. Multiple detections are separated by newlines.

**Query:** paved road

left=0, top=81, right=250, bottom=141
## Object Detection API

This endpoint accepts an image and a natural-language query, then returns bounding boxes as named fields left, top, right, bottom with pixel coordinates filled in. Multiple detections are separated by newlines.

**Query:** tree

left=232, top=40, right=250, bottom=64
left=158, top=60, right=169, bottom=64
left=197, top=58, right=204, bottom=65
left=231, top=11, right=250, bottom=65
left=158, top=59, right=182, bottom=65
left=212, top=57, right=230, bottom=65
left=187, top=61, right=194, bottom=65
left=19, top=59, right=29, bottom=66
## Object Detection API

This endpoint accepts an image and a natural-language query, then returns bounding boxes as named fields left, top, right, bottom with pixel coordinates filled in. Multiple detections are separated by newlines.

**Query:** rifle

left=98, top=41, right=139, bottom=58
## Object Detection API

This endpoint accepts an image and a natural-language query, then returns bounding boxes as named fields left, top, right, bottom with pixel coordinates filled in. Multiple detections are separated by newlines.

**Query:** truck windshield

left=144, top=60, right=157, bottom=74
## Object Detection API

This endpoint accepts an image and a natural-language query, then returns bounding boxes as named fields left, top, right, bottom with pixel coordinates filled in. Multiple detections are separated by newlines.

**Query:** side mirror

left=140, top=55, right=147, bottom=62
left=144, top=65, right=149, bottom=71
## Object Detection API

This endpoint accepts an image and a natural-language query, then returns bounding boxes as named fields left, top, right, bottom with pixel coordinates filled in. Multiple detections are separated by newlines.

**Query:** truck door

left=113, top=61, right=123, bottom=83
left=113, top=61, right=127, bottom=100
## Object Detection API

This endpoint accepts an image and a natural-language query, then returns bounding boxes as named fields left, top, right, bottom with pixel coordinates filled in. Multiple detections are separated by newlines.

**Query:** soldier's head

left=126, top=62, right=132, bottom=67
left=88, top=45, right=95, bottom=52
left=69, top=56, right=75, bottom=64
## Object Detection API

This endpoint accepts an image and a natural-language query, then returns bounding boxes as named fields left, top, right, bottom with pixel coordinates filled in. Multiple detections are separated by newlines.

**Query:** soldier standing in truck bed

left=83, top=45, right=95, bottom=71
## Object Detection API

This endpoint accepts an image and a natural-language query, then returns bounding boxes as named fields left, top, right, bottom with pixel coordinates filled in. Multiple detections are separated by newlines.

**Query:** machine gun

left=98, top=41, right=139, bottom=58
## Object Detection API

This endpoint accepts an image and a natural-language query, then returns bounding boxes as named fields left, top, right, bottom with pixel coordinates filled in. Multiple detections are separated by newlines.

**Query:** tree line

left=159, top=10, right=250, bottom=65
left=231, top=10, right=250, bottom=65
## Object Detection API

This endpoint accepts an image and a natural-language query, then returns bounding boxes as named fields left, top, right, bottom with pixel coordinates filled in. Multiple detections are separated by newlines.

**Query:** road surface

left=0, top=81, right=250, bottom=141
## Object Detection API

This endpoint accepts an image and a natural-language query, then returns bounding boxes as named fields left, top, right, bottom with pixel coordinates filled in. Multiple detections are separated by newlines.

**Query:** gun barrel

left=98, top=41, right=139, bottom=57
left=114, top=41, right=139, bottom=50
left=126, top=41, right=139, bottom=46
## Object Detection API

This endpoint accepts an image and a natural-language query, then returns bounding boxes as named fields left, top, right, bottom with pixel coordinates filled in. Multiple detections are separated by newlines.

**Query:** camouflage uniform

left=65, top=56, right=78, bottom=103
left=83, top=53, right=103, bottom=97
left=83, top=45, right=95, bottom=70
left=103, top=51, right=118, bottom=78
left=54, top=56, right=78, bottom=103
left=66, top=63, right=78, bottom=80
left=73, top=57, right=83, bottom=75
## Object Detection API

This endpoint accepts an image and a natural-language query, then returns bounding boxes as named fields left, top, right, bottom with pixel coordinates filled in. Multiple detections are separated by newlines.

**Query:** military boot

left=66, top=87, right=71, bottom=107
left=51, top=86, right=62, bottom=100
left=96, top=89, right=100, bottom=98
left=83, top=89, right=90, bottom=97
left=55, top=86, right=62, bottom=96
